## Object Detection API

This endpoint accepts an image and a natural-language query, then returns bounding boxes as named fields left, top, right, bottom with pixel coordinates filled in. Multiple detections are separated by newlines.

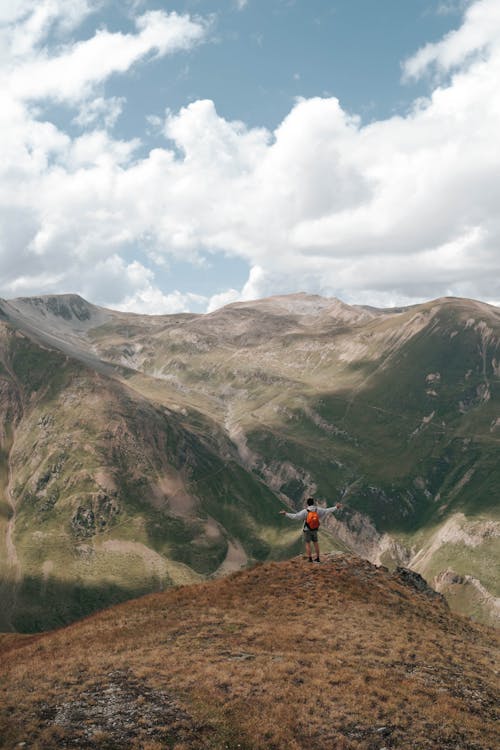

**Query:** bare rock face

left=435, top=569, right=464, bottom=586
left=326, top=507, right=412, bottom=568
left=5, top=294, right=100, bottom=326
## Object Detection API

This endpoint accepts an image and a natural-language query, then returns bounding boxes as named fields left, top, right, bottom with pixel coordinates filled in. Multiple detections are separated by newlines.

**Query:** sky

left=1, top=0, right=499, bottom=314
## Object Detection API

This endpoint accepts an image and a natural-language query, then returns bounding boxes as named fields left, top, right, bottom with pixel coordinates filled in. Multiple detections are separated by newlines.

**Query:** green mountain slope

left=0, top=293, right=498, bottom=629
left=0, top=323, right=301, bottom=632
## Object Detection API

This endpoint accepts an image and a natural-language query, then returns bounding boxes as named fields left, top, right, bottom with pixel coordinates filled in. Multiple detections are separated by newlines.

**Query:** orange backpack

left=305, top=509, right=320, bottom=530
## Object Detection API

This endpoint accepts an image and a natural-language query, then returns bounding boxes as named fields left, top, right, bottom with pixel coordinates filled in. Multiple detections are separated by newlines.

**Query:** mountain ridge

left=0, top=292, right=498, bottom=631
left=1, top=553, right=498, bottom=750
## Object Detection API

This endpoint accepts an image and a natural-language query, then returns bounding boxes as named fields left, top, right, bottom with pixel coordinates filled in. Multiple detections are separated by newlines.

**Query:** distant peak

left=10, top=294, right=94, bottom=322
left=218, top=293, right=376, bottom=324
left=3, top=293, right=114, bottom=335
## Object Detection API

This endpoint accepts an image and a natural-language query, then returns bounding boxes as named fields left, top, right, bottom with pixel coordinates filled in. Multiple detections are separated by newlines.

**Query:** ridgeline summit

left=1, top=554, right=498, bottom=749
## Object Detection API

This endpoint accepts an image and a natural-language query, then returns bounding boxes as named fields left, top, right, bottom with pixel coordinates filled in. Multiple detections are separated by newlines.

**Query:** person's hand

left=336, top=503, right=343, bottom=509
left=279, top=510, right=287, bottom=515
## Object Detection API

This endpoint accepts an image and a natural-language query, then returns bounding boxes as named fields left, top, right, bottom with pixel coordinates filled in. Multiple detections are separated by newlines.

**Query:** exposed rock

left=37, top=669, right=213, bottom=748
left=411, top=514, right=500, bottom=574
left=394, top=567, right=448, bottom=605
left=37, top=491, right=59, bottom=514
left=37, top=413, right=54, bottom=430
left=260, top=459, right=317, bottom=502
left=459, top=382, right=491, bottom=412
left=10, top=294, right=95, bottom=324
left=71, top=493, right=120, bottom=538
left=435, top=569, right=466, bottom=586
left=327, top=507, right=412, bottom=567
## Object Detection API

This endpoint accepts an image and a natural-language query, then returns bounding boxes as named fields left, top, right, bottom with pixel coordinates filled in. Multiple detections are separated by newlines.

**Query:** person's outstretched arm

left=318, top=503, right=342, bottom=519
left=279, top=509, right=307, bottom=520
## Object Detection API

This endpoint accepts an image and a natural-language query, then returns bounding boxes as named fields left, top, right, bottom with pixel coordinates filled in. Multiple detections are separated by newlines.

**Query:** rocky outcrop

left=394, top=567, right=448, bottom=606
left=37, top=669, right=213, bottom=748
left=326, top=507, right=412, bottom=567
left=71, top=493, right=120, bottom=538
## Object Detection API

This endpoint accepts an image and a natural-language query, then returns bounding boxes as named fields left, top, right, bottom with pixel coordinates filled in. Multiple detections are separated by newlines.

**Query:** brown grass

left=0, top=553, right=498, bottom=749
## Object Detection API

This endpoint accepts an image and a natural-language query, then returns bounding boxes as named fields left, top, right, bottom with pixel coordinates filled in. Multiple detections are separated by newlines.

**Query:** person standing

left=280, top=497, right=342, bottom=562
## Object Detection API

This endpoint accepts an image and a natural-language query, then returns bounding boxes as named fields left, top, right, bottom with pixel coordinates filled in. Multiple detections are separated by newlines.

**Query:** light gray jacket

left=284, top=504, right=339, bottom=530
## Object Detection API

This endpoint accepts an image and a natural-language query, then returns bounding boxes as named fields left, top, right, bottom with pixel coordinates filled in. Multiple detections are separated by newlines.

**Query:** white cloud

left=7, top=10, right=208, bottom=104
left=116, top=285, right=207, bottom=315
left=403, top=0, right=500, bottom=80
left=436, top=1, right=472, bottom=17
left=0, top=0, right=92, bottom=28
left=73, top=97, right=126, bottom=130
left=0, top=0, right=499, bottom=312
left=0, top=3, right=211, bottom=311
left=7, top=0, right=95, bottom=57
left=206, top=288, right=241, bottom=313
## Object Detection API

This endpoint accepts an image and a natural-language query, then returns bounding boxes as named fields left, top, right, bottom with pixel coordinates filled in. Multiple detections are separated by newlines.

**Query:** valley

left=0, top=292, right=498, bottom=630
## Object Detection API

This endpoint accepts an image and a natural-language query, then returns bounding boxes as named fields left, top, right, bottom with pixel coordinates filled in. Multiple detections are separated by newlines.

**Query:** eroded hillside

left=0, top=318, right=301, bottom=632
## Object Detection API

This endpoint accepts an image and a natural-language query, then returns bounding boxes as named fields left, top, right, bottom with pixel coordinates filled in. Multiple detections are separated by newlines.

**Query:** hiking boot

left=314, top=558, right=321, bottom=563
left=308, top=557, right=313, bottom=562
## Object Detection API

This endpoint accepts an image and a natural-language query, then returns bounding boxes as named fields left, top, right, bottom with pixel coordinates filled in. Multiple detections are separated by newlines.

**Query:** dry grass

left=1, top=553, right=498, bottom=749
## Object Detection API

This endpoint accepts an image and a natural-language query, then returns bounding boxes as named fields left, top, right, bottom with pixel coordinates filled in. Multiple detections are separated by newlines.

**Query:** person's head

left=306, top=497, right=315, bottom=506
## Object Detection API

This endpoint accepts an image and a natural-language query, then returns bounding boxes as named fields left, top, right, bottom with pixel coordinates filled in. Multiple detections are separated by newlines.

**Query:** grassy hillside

left=0, top=324, right=305, bottom=632
left=0, top=293, right=498, bottom=629
left=0, top=554, right=498, bottom=749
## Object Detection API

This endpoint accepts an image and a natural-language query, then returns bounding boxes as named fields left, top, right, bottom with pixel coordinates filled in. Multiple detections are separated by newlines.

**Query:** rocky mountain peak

left=0, top=294, right=115, bottom=351
left=9, top=294, right=97, bottom=323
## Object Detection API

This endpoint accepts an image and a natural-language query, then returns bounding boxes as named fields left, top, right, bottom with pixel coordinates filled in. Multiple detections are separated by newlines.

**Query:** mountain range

left=0, top=292, right=498, bottom=630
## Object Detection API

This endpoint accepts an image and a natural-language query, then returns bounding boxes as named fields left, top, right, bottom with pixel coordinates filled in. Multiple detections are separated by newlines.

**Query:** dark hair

left=306, top=498, right=315, bottom=506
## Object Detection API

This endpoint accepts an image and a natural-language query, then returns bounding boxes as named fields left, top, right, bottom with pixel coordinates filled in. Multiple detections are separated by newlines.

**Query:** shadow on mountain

left=1, top=574, right=153, bottom=634
left=1, top=534, right=303, bottom=634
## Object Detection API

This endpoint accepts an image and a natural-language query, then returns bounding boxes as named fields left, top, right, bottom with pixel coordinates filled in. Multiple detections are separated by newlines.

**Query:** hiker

left=280, top=497, right=342, bottom=562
